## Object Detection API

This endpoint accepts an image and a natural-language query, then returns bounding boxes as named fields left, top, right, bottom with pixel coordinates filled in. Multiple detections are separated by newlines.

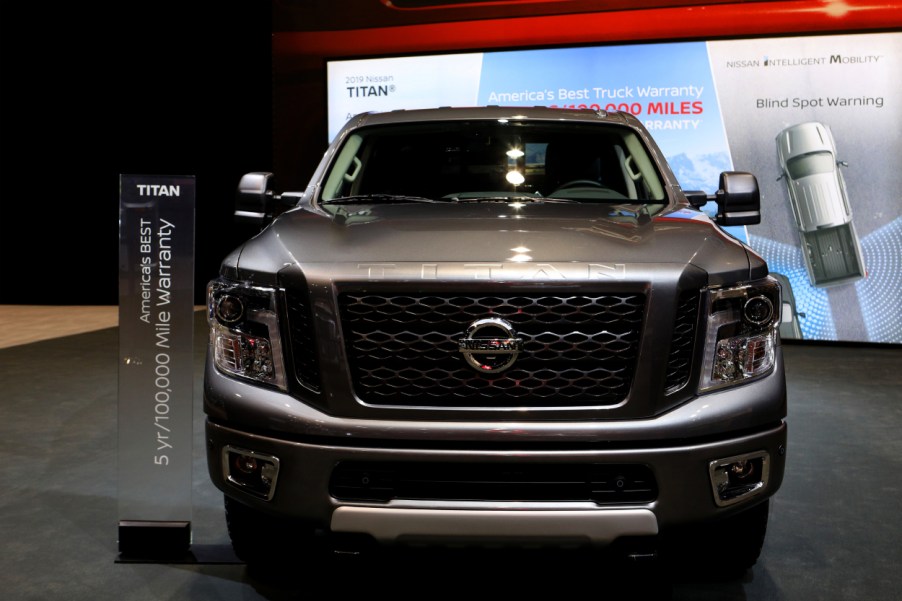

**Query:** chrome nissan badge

left=458, top=318, right=524, bottom=373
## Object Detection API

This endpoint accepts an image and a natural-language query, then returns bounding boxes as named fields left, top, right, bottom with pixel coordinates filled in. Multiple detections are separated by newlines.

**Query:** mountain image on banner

left=667, top=151, right=732, bottom=193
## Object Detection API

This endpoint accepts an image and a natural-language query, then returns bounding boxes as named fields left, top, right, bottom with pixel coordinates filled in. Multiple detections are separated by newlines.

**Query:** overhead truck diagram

left=776, top=122, right=866, bottom=287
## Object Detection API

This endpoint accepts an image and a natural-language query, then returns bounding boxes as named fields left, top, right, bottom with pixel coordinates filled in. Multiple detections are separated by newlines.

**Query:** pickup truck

left=776, top=121, right=866, bottom=287
left=204, top=106, right=786, bottom=575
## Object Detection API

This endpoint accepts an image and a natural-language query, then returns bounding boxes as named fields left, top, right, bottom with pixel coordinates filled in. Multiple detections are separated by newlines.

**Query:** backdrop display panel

left=326, top=32, right=902, bottom=344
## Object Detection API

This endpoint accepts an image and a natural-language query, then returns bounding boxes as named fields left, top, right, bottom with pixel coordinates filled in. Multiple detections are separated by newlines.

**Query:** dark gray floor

left=2, top=316, right=900, bottom=600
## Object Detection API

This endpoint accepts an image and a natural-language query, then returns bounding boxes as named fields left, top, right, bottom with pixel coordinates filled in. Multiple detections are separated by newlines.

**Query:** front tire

left=662, top=499, right=770, bottom=579
left=224, top=495, right=319, bottom=567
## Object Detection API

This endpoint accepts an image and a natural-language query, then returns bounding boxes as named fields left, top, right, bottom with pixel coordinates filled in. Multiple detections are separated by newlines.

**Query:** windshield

left=320, top=120, right=668, bottom=206
left=786, top=151, right=836, bottom=179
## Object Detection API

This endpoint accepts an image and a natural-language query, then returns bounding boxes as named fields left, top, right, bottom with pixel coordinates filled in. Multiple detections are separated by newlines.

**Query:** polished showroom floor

left=1, top=307, right=900, bottom=600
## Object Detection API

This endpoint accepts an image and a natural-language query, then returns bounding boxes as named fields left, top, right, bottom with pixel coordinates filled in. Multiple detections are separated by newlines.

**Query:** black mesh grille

left=331, top=462, right=658, bottom=505
left=284, top=287, right=322, bottom=392
left=664, top=290, right=700, bottom=394
left=338, top=293, right=645, bottom=407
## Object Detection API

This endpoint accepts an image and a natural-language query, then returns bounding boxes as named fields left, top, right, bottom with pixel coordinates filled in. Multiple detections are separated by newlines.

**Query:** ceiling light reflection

left=506, top=171, right=525, bottom=185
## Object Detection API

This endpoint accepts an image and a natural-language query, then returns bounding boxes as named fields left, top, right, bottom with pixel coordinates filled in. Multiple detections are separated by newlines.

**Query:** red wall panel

left=274, top=1, right=902, bottom=65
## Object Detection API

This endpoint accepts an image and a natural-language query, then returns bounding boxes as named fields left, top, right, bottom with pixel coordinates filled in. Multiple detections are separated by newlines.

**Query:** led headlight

left=207, top=278, right=287, bottom=389
left=699, top=277, right=781, bottom=392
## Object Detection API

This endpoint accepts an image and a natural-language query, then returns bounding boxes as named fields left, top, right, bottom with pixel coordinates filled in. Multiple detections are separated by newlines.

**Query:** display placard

left=118, top=174, right=195, bottom=556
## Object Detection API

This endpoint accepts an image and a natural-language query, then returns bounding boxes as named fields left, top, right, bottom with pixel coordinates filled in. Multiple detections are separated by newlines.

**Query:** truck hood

left=232, top=202, right=756, bottom=285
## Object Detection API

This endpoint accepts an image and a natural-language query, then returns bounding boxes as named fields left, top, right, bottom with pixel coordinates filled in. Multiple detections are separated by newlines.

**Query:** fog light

left=234, top=454, right=257, bottom=474
left=709, top=451, right=769, bottom=507
left=731, top=460, right=754, bottom=479
left=223, top=447, right=280, bottom=501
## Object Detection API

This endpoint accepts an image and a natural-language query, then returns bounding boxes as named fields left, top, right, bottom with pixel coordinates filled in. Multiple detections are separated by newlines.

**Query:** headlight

left=207, top=278, right=287, bottom=390
left=699, top=276, right=781, bottom=392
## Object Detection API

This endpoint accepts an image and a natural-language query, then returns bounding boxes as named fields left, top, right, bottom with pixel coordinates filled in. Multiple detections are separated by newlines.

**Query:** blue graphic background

left=751, top=218, right=902, bottom=343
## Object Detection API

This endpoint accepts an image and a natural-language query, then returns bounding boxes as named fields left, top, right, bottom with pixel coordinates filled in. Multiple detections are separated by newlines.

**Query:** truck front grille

left=338, top=292, right=645, bottom=407
left=284, top=286, right=322, bottom=393
left=664, top=290, right=700, bottom=394
left=330, top=462, right=658, bottom=505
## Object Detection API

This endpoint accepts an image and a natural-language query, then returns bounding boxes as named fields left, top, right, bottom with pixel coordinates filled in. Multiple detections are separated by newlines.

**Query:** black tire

left=224, top=495, right=319, bottom=568
left=662, top=499, right=770, bottom=579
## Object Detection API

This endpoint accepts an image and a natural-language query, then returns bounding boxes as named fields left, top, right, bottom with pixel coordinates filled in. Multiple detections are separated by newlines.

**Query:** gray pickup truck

left=777, top=121, right=866, bottom=287
left=204, top=106, right=786, bottom=574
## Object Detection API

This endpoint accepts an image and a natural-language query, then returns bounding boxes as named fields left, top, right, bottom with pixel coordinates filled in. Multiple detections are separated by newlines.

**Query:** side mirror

left=715, top=171, right=760, bottom=226
left=235, top=172, right=275, bottom=226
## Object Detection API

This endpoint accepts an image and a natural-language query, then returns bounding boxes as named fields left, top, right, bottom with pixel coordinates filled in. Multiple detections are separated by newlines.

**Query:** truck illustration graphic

left=776, top=122, right=866, bottom=287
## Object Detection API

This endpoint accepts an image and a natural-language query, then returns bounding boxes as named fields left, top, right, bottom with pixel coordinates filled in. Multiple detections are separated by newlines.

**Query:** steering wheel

left=554, top=179, right=605, bottom=189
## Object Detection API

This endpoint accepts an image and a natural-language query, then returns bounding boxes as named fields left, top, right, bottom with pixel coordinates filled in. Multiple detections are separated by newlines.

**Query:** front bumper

left=206, top=417, right=786, bottom=546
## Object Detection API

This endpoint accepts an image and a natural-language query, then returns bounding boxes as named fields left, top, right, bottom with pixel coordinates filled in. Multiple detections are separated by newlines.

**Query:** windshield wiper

left=322, top=194, right=442, bottom=205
